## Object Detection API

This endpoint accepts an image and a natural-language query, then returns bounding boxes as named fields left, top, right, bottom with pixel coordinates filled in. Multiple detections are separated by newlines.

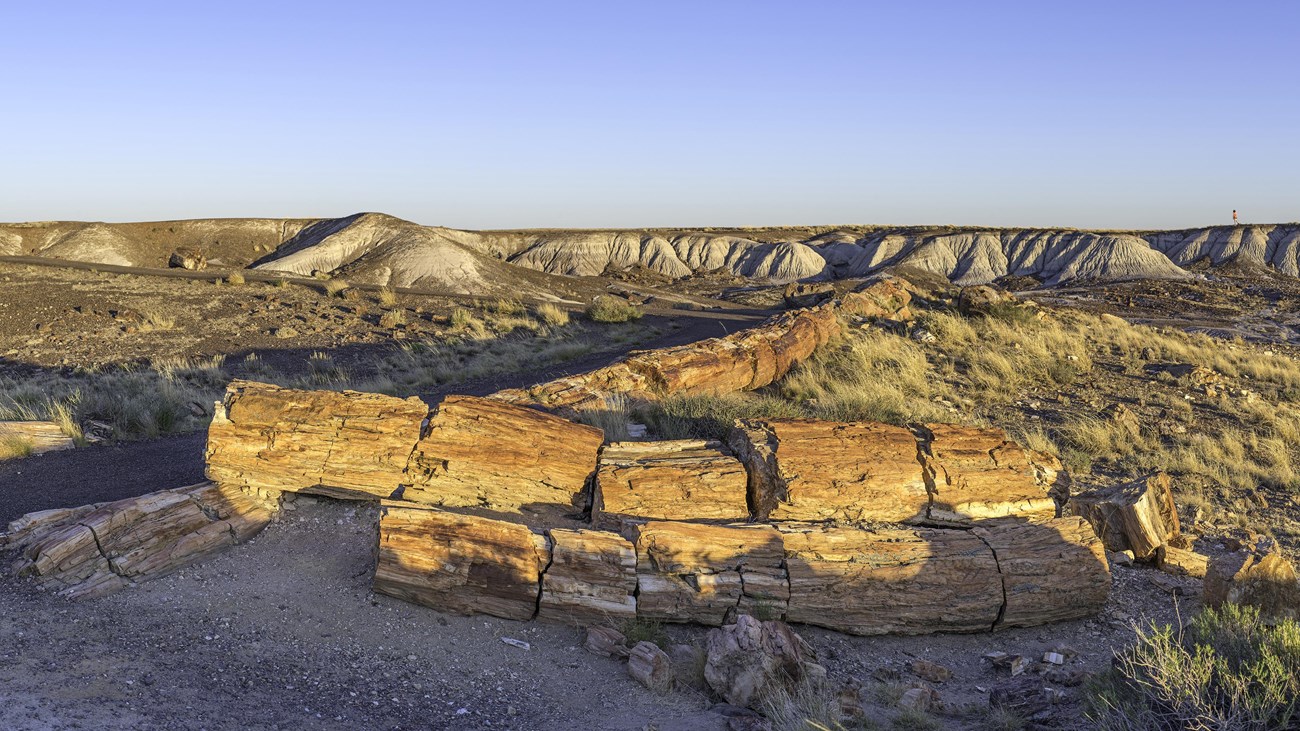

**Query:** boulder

left=628, top=641, right=674, bottom=694
left=972, top=516, right=1110, bottom=628
left=633, top=522, right=786, bottom=625
left=703, top=615, right=812, bottom=708
left=0, top=420, right=76, bottom=455
left=1069, top=472, right=1179, bottom=558
left=728, top=419, right=929, bottom=523
left=780, top=523, right=1003, bottom=635
left=401, top=395, right=604, bottom=521
left=205, top=380, right=427, bottom=499
left=7, top=482, right=278, bottom=598
left=836, top=276, right=914, bottom=320
left=537, top=529, right=637, bottom=625
left=373, top=504, right=550, bottom=621
left=1203, top=549, right=1300, bottom=619
left=957, top=285, right=1014, bottom=315
left=168, top=247, right=207, bottom=270
left=922, top=424, right=1060, bottom=525
left=593, top=440, right=749, bottom=528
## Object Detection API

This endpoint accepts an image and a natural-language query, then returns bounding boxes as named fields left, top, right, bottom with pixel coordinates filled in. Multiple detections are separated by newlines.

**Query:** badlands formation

left=6, top=212, right=1300, bottom=291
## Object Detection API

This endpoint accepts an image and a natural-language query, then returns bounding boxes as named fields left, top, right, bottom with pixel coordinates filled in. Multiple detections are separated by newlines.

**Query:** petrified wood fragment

left=538, top=528, right=637, bottom=624
left=0, top=420, right=76, bottom=455
left=780, top=523, right=1003, bottom=635
left=972, top=516, right=1110, bottom=628
left=205, top=380, right=428, bottom=499
left=1069, top=472, right=1179, bottom=558
left=593, top=440, right=749, bottom=527
left=632, top=521, right=786, bottom=625
left=728, top=419, right=929, bottom=522
left=922, top=424, right=1060, bottom=525
left=6, top=482, right=277, bottom=598
left=374, top=504, right=550, bottom=621
left=401, top=396, right=604, bottom=521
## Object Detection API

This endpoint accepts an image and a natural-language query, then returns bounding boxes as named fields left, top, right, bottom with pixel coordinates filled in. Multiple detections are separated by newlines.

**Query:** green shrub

left=1086, top=603, right=1300, bottom=730
left=586, top=296, right=643, bottom=323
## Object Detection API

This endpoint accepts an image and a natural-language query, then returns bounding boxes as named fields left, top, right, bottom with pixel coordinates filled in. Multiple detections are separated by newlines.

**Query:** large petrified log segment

left=206, top=380, right=428, bottom=499
left=538, top=528, right=637, bottom=625
left=973, top=516, right=1110, bottom=628
left=401, top=396, right=604, bottom=521
left=5, top=482, right=278, bottom=599
left=922, top=424, right=1060, bottom=525
left=728, top=419, right=929, bottom=523
left=593, top=440, right=749, bottom=528
left=836, top=276, right=915, bottom=321
left=487, top=306, right=841, bottom=411
left=0, top=420, right=76, bottom=455
left=780, top=524, right=1003, bottom=635
left=633, top=522, right=787, bottom=626
left=1069, top=472, right=1179, bottom=559
left=374, top=504, right=550, bottom=621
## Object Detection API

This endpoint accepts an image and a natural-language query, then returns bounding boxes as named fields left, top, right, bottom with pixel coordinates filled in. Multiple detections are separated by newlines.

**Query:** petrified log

left=1156, top=545, right=1209, bottom=578
left=628, top=641, right=674, bottom=694
left=1069, top=472, right=1179, bottom=558
left=593, top=440, right=749, bottom=528
left=780, top=523, right=1003, bottom=635
left=6, top=482, right=277, bottom=598
left=1204, top=548, right=1300, bottom=618
left=633, top=521, right=786, bottom=625
left=401, top=396, right=604, bottom=521
left=972, top=516, right=1110, bottom=628
left=728, top=419, right=929, bottom=523
left=206, top=380, right=428, bottom=499
left=488, top=307, right=841, bottom=411
left=374, top=504, right=550, bottom=621
left=0, top=421, right=76, bottom=455
left=836, top=276, right=914, bottom=320
left=538, top=528, right=637, bottom=624
left=922, top=424, right=1060, bottom=525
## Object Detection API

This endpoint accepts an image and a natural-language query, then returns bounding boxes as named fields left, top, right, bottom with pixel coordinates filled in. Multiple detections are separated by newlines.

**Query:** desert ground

left=3, top=215, right=1299, bottom=730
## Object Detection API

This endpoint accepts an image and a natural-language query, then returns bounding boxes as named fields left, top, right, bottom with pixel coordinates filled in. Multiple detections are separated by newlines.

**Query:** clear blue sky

left=2, top=1, right=1296, bottom=229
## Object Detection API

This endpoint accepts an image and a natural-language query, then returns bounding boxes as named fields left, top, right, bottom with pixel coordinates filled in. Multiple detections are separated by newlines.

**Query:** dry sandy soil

left=0, top=498, right=1195, bottom=731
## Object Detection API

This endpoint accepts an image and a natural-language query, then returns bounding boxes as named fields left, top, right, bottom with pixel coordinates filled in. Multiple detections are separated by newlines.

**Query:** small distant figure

left=1233, top=209, right=1239, bottom=225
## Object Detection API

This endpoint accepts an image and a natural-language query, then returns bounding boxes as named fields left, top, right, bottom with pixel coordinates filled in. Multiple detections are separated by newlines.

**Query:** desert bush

left=322, top=278, right=350, bottom=298
left=0, top=434, right=34, bottom=460
left=535, top=302, right=570, bottom=327
left=586, top=296, right=643, bottom=323
left=377, top=286, right=398, bottom=308
left=1086, top=603, right=1300, bottom=730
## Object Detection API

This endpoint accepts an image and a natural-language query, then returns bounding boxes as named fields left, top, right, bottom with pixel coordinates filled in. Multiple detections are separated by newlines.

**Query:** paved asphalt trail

left=0, top=312, right=764, bottom=524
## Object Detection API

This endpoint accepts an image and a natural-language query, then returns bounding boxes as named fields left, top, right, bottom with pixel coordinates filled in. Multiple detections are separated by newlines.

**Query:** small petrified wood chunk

left=1069, top=472, right=1179, bottom=558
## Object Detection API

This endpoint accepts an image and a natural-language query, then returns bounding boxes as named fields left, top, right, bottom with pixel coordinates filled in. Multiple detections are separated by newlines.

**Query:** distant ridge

left=5, top=213, right=1300, bottom=291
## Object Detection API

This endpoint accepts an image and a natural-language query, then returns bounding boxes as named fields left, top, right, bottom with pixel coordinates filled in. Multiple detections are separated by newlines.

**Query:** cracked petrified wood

left=538, top=528, right=637, bottom=624
left=0, top=420, right=76, bottom=455
left=400, top=396, right=604, bottom=521
left=972, top=516, right=1110, bottom=628
left=922, top=424, right=1061, bottom=525
left=632, top=521, right=787, bottom=625
left=487, top=306, right=841, bottom=411
left=374, top=503, right=550, bottom=621
left=1069, top=472, right=1179, bottom=558
left=593, top=440, right=750, bottom=528
left=728, top=419, right=929, bottom=523
left=206, top=380, right=428, bottom=499
left=3, top=482, right=278, bottom=598
left=780, top=523, right=1004, bottom=635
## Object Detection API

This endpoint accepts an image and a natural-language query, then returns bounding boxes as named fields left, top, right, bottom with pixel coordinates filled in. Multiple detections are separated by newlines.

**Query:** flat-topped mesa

left=374, top=503, right=550, bottom=621
left=487, top=305, right=842, bottom=413
left=632, top=521, right=787, bottom=626
left=592, top=440, right=750, bottom=529
left=5, top=482, right=278, bottom=599
left=400, top=395, right=605, bottom=522
left=779, top=523, right=1003, bottom=635
left=205, top=380, right=428, bottom=499
left=728, top=419, right=930, bottom=523
left=921, top=424, right=1062, bottom=526
left=1069, top=472, right=1179, bottom=559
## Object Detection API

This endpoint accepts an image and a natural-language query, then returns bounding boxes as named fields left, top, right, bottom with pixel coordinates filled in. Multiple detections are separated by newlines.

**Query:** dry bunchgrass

left=322, top=278, right=350, bottom=298
left=377, top=286, right=398, bottom=308
left=536, top=302, right=570, bottom=327
left=137, top=308, right=176, bottom=332
left=226, top=271, right=246, bottom=286
left=0, top=433, right=34, bottom=460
